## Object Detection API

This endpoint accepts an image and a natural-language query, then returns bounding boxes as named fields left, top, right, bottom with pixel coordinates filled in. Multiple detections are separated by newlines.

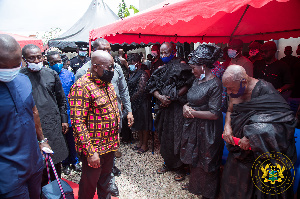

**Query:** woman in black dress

left=181, top=44, right=224, bottom=199
left=127, top=53, right=153, bottom=154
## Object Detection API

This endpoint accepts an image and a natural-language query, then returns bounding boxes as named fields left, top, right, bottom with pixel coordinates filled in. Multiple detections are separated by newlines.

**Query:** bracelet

left=38, top=138, right=48, bottom=144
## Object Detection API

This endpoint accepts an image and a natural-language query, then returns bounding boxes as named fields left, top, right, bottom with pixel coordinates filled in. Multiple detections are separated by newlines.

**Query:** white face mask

left=27, top=62, right=43, bottom=71
left=78, top=51, right=87, bottom=57
left=0, top=66, right=21, bottom=82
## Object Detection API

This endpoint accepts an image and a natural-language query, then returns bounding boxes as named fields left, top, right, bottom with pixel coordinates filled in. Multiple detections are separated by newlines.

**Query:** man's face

left=95, top=43, right=111, bottom=53
left=118, top=49, right=124, bottom=55
left=48, top=54, right=62, bottom=66
left=92, top=55, right=114, bottom=78
left=24, top=48, right=43, bottom=64
left=63, top=60, right=70, bottom=69
left=260, top=47, right=276, bottom=61
left=284, top=48, right=292, bottom=56
left=223, top=79, right=244, bottom=96
left=160, top=44, right=172, bottom=58
left=228, top=41, right=242, bottom=53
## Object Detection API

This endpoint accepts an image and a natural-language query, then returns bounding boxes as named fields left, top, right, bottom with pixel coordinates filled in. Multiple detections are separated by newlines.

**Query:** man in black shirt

left=253, top=41, right=293, bottom=100
left=70, top=42, right=91, bottom=74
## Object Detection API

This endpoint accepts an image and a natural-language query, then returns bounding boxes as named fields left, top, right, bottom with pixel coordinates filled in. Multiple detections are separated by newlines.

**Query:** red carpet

left=63, top=179, right=119, bottom=199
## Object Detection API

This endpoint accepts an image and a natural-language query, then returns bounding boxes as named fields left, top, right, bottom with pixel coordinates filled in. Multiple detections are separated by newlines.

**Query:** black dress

left=180, top=77, right=223, bottom=198
left=128, top=69, right=152, bottom=131
left=147, top=59, right=194, bottom=169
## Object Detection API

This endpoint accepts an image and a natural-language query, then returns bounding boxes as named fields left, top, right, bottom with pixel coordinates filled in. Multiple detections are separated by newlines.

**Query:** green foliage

left=36, top=28, right=62, bottom=45
left=118, top=0, right=139, bottom=19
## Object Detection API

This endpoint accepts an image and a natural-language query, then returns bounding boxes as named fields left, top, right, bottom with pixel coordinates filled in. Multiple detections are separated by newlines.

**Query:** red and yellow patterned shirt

left=69, top=72, right=120, bottom=157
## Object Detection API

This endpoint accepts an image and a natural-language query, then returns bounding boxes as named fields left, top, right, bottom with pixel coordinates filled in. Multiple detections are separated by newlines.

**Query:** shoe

left=62, top=165, right=71, bottom=175
left=112, top=166, right=121, bottom=176
left=174, top=173, right=185, bottom=181
left=132, top=145, right=140, bottom=150
left=109, top=178, right=119, bottom=197
left=137, top=148, right=148, bottom=154
left=156, top=164, right=169, bottom=174
left=71, top=163, right=82, bottom=172
left=115, top=150, right=122, bottom=158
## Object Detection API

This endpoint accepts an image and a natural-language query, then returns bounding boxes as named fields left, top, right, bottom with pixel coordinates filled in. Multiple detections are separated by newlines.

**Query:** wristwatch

left=38, top=138, right=48, bottom=144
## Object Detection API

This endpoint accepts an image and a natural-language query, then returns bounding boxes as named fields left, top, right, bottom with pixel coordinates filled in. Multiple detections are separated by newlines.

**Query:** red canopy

left=90, top=0, right=300, bottom=44
left=0, top=31, right=44, bottom=51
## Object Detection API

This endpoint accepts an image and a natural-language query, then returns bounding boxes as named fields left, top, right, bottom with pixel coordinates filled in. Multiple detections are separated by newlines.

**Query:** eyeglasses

left=93, top=63, right=114, bottom=71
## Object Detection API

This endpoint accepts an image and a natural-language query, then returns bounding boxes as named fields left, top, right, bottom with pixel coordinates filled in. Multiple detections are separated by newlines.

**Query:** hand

left=159, top=95, right=171, bottom=107
left=127, top=112, right=134, bottom=127
left=62, top=123, right=69, bottom=134
left=238, top=136, right=250, bottom=150
left=223, top=125, right=235, bottom=145
left=119, top=57, right=127, bottom=65
left=87, top=153, right=101, bottom=168
left=183, top=104, right=195, bottom=118
left=39, top=142, right=52, bottom=155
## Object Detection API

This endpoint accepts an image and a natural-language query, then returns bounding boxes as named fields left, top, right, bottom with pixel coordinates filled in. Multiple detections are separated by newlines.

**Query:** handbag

left=42, top=154, right=74, bottom=199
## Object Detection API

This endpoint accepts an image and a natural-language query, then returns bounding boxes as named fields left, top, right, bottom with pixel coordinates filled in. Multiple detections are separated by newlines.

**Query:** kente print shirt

left=69, top=72, right=120, bottom=157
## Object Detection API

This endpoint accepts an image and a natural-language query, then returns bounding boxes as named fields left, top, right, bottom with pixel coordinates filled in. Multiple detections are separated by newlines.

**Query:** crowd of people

left=1, top=32, right=300, bottom=199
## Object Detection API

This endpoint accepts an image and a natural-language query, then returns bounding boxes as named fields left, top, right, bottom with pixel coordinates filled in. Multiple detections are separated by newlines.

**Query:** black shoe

left=71, top=163, right=82, bottom=172
left=112, top=166, right=121, bottom=176
left=62, top=165, right=71, bottom=175
left=109, top=179, right=119, bottom=197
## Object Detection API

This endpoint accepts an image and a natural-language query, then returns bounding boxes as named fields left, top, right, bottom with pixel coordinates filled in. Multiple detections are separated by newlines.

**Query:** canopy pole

left=230, top=4, right=250, bottom=42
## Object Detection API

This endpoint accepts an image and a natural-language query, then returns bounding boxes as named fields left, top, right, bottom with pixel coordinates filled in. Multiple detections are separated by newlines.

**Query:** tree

left=118, top=0, right=139, bottom=19
left=36, top=28, right=62, bottom=45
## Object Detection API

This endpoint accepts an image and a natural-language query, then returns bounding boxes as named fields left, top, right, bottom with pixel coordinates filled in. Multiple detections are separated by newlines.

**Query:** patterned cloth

left=69, top=72, right=120, bottom=157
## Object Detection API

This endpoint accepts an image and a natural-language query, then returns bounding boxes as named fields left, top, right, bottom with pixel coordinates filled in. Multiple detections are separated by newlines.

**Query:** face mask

left=229, top=80, right=246, bottom=98
left=228, top=49, right=238, bottom=59
left=27, top=62, right=43, bottom=71
left=100, top=69, right=114, bottom=83
left=161, top=54, right=174, bottom=64
left=199, top=73, right=205, bottom=81
left=151, top=51, right=158, bottom=58
left=49, top=63, right=63, bottom=74
left=129, top=64, right=136, bottom=71
left=78, top=51, right=87, bottom=57
left=0, top=66, right=20, bottom=82
left=249, top=49, right=259, bottom=57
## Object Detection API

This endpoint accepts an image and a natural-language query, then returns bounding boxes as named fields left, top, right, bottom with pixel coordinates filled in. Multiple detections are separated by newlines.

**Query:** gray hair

left=222, top=65, right=247, bottom=83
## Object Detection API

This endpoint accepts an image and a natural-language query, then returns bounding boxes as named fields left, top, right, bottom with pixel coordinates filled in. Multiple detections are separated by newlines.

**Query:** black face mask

left=100, top=69, right=114, bottom=83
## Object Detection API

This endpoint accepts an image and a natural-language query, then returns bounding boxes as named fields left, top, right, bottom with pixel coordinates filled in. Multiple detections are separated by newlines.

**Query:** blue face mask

left=129, top=64, right=136, bottom=71
left=229, top=80, right=246, bottom=98
left=161, top=54, right=174, bottom=64
left=49, top=63, right=63, bottom=74
left=0, top=66, right=21, bottom=82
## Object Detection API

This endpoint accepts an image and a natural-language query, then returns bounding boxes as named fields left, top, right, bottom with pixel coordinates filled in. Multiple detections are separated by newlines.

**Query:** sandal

left=156, top=164, right=169, bottom=174
left=137, top=148, right=148, bottom=154
left=174, top=173, right=185, bottom=181
left=132, top=145, right=140, bottom=150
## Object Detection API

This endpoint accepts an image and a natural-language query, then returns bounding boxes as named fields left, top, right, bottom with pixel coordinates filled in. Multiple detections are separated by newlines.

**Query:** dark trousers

left=62, top=127, right=79, bottom=166
left=79, top=152, right=115, bottom=199
left=41, top=163, right=62, bottom=187
left=1, top=166, right=43, bottom=199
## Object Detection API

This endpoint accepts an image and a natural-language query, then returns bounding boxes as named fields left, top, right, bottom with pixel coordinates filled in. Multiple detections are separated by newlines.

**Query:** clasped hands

left=183, top=104, right=195, bottom=118
left=223, top=126, right=250, bottom=150
left=159, top=95, right=171, bottom=107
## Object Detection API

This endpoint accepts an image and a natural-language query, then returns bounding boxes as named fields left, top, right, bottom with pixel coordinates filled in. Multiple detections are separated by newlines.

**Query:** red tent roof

left=90, top=0, right=300, bottom=44
left=0, top=31, right=43, bottom=51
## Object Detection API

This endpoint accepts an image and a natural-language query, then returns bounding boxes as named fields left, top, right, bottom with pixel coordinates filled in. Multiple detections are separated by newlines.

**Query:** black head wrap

left=127, top=53, right=141, bottom=63
left=188, top=44, right=223, bottom=69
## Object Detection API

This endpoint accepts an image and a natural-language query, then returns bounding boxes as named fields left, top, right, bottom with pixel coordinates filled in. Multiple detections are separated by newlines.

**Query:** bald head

left=91, top=50, right=112, bottom=63
left=222, top=65, right=247, bottom=84
left=0, top=34, right=21, bottom=69
left=92, top=38, right=110, bottom=52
